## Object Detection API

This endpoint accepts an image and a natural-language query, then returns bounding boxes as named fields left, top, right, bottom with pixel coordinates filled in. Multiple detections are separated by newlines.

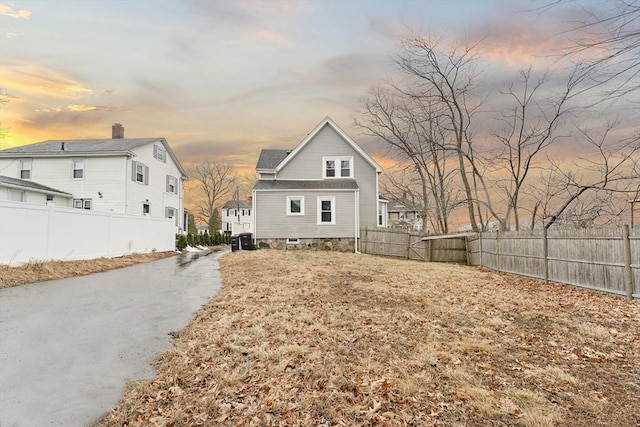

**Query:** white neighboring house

left=252, top=116, right=385, bottom=251
left=0, top=124, right=189, bottom=234
left=0, top=175, right=73, bottom=207
left=221, top=200, right=254, bottom=235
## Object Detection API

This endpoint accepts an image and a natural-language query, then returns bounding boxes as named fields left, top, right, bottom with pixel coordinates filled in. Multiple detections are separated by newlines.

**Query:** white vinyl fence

left=0, top=201, right=175, bottom=266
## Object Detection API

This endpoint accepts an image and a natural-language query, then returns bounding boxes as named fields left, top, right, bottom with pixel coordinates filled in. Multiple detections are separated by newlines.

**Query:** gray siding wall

left=276, top=124, right=379, bottom=229
left=254, top=189, right=357, bottom=239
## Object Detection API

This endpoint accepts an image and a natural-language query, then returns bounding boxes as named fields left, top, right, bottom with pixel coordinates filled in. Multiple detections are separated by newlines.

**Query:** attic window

left=323, top=156, right=353, bottom=179
left=153, top=145, right=166, bottom=162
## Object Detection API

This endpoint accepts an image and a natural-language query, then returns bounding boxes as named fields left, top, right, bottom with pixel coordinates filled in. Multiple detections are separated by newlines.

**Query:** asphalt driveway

left=0, top=249, right=225, bottom=427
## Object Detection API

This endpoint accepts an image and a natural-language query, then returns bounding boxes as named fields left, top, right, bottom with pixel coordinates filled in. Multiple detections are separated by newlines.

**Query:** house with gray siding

left=252, top=117, right=384, bottom=251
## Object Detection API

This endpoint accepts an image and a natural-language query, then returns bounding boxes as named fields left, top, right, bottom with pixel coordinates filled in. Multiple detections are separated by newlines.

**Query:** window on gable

left=323, top=157, right=353, bottom=179
left=340, top=160, right=351, bottom=177
left=132, top=161, right=149, bottom=185
left=72, top=159, right=84, bottom=179
left=287, top=196, right=305, bottom=216
left=166, top=175, right=177, bottom=194
left=73, top=198, right=92, bottom=210
left=20, top=159, right=32, bottom=179
left=317, top=196, right=335, bottom=224
left=153, top=145, right=166, bottom=163
left=325, top=160, right=335, bottom=177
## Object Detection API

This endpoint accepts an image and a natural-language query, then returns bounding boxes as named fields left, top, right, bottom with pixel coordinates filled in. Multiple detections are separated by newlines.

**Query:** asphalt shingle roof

left=253, top=179, right=358, bottom=191
left=255, top=149, right=290, bottom=170
left=222, top=200, right=252, bottom=209
left=0, top=138, right=162, bottom=156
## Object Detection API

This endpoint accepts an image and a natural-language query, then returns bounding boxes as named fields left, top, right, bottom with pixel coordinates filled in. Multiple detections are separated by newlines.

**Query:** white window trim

left=73, top=198, right=92, bottom=210
left=19, top=159, right=32, bottom=179
left=166, top=175, right=177, bottom=194
left=8, top=189, right=25, bottom=202
left=317, top=196, right=335, bottom=225
left=72, top=159, right=84, bottom=180
left=322, top=156, right=353, bottom=179
left=286, top=238, right=300, bottom=244
left=132, top=161, right=149, bottom=185
left=286, top=196, right=305, bottom=216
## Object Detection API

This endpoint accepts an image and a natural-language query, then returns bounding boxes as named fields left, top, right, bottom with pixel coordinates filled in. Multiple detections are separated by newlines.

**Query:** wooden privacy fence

left=359, top=228, right=468, bottom=263
left=467, top=226, right=639, bottom=300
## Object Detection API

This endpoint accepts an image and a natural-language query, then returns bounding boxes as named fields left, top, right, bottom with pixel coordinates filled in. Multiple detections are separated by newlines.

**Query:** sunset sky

left=0, top=0, right=637, bottom=181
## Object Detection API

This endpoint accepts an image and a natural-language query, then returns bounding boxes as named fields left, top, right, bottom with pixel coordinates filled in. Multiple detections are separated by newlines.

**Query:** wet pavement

left=0, top=249, right=225, bottom=427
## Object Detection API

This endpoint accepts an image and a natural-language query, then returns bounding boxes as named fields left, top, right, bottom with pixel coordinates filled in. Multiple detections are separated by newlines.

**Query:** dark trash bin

left=239, top=232, right=254, bottom=250
left=230, top=235, right=240, bottom=252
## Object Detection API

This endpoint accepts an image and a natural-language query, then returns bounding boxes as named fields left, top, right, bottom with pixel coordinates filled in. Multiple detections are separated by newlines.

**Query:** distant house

left=387, top=197, right=423, bottom=232
left=221, top=200, right=253, bottom=234
left=0, top=175, right=73, bottom=207
left=0, top=124, right=189, bottom=233
left=252, top=116, right=384, bottom=251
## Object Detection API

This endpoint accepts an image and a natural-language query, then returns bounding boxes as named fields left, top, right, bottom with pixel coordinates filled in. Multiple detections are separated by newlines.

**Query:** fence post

left=623, top=225, right=633, bottom=300
left=425, top=238, right=432, bottom=262
left=496, top=231, right=501, bottom=272
left=362, top=227, right=368, bottom=254
left=543, top=226, right=549, bottom=283
left=479, top=232, right=483, bottom=268
left=406, top=233, right=411, bottom=260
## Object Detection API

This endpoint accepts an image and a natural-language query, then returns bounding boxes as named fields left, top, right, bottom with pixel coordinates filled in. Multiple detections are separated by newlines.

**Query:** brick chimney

left=112, top=123, right=124, bottom=139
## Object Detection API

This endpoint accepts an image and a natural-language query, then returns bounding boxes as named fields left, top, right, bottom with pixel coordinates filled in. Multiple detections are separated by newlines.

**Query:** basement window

left=286, top=238, right=300, bottom=244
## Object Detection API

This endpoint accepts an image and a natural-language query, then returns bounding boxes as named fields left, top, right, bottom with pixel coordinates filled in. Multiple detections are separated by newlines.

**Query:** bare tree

left=395, top=33, right=484, bottom=231
left=539, top=122, right=640, bottom=228
left=356, top=84, right=461, bottom=234
left=542, top=0, right=640, bottom=98
left=484, top=66, right=586, bottom=230
left=190, top=160, right=237, bottom=229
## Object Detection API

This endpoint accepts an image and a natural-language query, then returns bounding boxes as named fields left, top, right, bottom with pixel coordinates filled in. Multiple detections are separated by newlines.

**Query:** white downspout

left=354, top=189, right=360, bottom=254
left=252, top=189, right=257, bottom=245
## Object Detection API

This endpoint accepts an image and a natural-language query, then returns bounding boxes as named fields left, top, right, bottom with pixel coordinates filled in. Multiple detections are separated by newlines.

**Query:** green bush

left=176, top=234, right=187, bottom=251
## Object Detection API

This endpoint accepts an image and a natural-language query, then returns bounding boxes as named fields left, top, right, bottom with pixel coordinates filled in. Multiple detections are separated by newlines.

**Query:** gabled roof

left=0, top=138, right=188, bottom=179
left=0, top=175, right=72, bottom=197
left=254, top=179, right=358, bottom=191
left=276, top=117, right=381, bottom=174
left=255, top=117, right=382, bottom=174
left=222, top=200, right=253, bottom=209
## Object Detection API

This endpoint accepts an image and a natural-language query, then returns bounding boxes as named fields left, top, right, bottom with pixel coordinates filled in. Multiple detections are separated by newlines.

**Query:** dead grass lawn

left=95, top=250, right=639, bottom=426
left=0, top=251, right=176, bottom=289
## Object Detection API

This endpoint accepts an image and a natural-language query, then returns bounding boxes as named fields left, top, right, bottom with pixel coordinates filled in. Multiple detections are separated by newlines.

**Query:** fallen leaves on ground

left=0, top=251, right=177, bottom=288
left=95, top=250, right=640, bottom=427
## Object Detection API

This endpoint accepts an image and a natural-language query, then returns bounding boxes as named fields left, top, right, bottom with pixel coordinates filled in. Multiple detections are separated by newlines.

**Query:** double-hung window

left=132, top=161, right=149, bottom=185
left=72, top=159, right=84, bottom=179
left=317, top=196, right=335, bottom=225
left=20, top=159, right=32, bottom=179
left=166, top=175, right=177, bottom=194
left=323, top=156, right=353, bottom=178
left=286, top=196, right=304, bottom=216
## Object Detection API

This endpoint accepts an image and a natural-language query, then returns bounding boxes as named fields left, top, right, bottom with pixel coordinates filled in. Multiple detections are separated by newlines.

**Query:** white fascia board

left=0, top=183, right=72, bottom=197
left=274, top=116, right=382, bottom=174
